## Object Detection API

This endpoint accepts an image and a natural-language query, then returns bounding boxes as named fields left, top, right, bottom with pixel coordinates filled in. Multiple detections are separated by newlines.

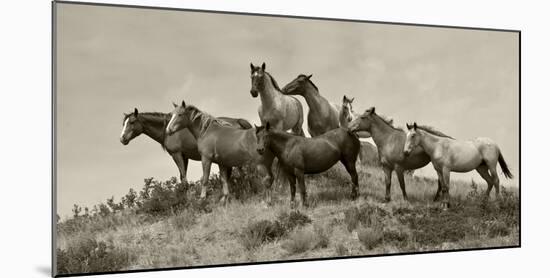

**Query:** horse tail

left=236, top=119, right=253, bottom=129
left=498, top=151, right=514, bottom=179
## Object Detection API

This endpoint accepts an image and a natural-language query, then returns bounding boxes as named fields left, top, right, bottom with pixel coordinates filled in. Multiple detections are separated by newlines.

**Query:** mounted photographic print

left=53, top=1, right=520, bottom=276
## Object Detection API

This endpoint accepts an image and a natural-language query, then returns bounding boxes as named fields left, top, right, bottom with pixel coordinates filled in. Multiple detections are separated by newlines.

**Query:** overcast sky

left=56, top=3, right=519, bottom=216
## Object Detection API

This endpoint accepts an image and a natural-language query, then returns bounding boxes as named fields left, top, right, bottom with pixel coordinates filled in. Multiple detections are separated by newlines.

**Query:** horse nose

left=257, top=148, right=264, bottom=154
left=120, top=137, right=128, bottom=145
left=250, top=89, right=258, bottom=97
left=403, top=150, right=410, bottom=156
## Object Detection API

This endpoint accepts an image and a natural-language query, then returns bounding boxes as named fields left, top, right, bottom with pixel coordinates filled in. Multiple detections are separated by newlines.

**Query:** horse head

left=120, top=108, right=142, bottom=145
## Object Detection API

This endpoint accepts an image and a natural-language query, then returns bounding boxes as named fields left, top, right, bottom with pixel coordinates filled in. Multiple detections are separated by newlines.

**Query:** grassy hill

left=56, top=163, right=519, bottom=275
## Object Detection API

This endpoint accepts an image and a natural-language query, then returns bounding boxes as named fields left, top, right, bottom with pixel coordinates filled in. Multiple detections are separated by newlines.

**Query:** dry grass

left=56, top=162, right=519, bottom=275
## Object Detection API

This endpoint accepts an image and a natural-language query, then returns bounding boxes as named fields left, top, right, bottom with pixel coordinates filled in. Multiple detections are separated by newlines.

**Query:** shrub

left=343, top=204, right=388, bottom=232
left=170, top=210, right=196, bottom=230
left=282, top=229, right=317, bottom=254
left=276, top=210, right=312, bottom=231
left=240, top=220, right=285, bottom=250
left=335, top=243, right=348, bottom=256
left=357, top=227, right=383, bottom=250
left=56, top=236, right=135, bottom=275
left=240, top=211, right=312, bottom=250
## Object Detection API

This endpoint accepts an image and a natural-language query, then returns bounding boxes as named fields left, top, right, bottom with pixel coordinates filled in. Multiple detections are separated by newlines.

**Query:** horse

left=339, top=95, right=392, bottom=139
left=281, top=74, right=340, bottom=136
left=119, top=107, right=252, bottom=184
left=255, top=122, right=360, bottom=208
left=348, top=107, right=438, bottom=202
left=404, top=122, right=513, bottom=208
left=165, top=101, right=275, bottom=204
left=250, top=62, right=305, bottom=136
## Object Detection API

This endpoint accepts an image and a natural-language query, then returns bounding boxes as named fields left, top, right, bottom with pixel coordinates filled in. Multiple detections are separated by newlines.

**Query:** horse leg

left=488, top=163, right=501, bottom=198
left=257, top=164, right=274, bottom=205
left=433, top=179, right=442, bottom=202
left=475, top=164, right=493, bottom=199
left=295, top=169, right=308, bottom=208
left=383, top=166, right=393, bottom=202
left=440, top=167, right=451, bottom=209
left=341, top=159, right=359, bottom=200
left=395, top=167, right=408, bottom=201
left=287, top=169, right=297, bottom=208
left=171, top=153, right=187, bottom=184
left=219, top=166, right=232, bottom=205
left=200, top=158, right=212, bottom=199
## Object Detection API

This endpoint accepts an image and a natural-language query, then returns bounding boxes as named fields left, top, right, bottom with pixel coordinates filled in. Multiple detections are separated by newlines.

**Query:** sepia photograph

left=53, top=1, right=519, bottom=276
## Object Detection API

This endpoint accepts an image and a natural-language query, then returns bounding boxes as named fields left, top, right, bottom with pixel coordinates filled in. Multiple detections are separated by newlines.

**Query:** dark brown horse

left=120, top=107, right=252, bottom=184
left=165, top=101, right=275, bottom=204
left=255, top=122, right=360, bottom=208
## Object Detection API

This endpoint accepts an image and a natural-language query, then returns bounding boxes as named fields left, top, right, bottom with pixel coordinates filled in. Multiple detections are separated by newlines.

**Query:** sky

left=55, top=3, right=519, bottom=216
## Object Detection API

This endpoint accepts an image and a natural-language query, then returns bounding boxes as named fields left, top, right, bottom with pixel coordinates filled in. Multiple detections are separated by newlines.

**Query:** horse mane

left=125, top=111, right=171, bottom=151
left=186, top=105, right=231, bottom=137
left=371, top=111, right=400, bottom=131
left=264, top=72, right=282, bottom=92
left=416, top=125, right=455, bottom=139
left=298, top=74, right=319, bottom=91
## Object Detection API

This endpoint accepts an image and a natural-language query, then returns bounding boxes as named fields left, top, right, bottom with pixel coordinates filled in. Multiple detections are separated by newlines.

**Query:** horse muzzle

left=257, top=148, right=265, bottom=155
left=250, top=89, right=259, bottom=98
left=120, top=137, right=129, bottom=145
left=403, top=150, right=411, bottom=156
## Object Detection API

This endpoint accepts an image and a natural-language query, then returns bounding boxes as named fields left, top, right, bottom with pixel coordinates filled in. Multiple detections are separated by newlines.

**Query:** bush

left=276, top=210, right=312, bottom=231
left=56, top=236, right=135, bottom=275
left=282, top=229, right=317, bottom=254
left=240, top=210, right=312, bottom=250
left=343, top=204, right=388, bottom=232
left=357, top=227, right=383, bottom=250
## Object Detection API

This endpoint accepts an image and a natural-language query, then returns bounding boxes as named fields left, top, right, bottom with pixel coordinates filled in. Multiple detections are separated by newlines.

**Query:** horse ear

left=261, top=62, right=266, bottom=71
left=370, top=107, right=375, bottom=114
left=307, top=74, right=312, bottom=80
left=413, top=122, right=417, bottom=130
left=172, top=102, right=178, bottom=108
left=250, top=63, right=254, bottom=72
left=181, top=100, right=186, bottom=107
left=350, top=97, right=355, bottom=103
left=266, top=121, right=271, bottom=131
left=406, top=123, right=411, bottom=129
left=133, top=108, right=138, bottom=116
left=343, top=95, right=347, bottom=102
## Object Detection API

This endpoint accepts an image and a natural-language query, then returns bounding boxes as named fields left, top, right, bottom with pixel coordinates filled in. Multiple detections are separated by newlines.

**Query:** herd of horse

left=120, top=62, right=513, bottom=209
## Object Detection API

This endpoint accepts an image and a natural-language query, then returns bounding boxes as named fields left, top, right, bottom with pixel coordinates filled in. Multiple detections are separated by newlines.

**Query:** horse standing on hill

left=348, top=107, right=438, bottom=202
left=249, top=63, right=305, bottom=136
left=255, top=122, right=360, bottom=208
left=119, top=108, right=252, bottom=184
left=165, top=101, right=275, bottom=204
left=281, top=74, right=340, bottom=136
left=404, top=122, right=513, bottom=208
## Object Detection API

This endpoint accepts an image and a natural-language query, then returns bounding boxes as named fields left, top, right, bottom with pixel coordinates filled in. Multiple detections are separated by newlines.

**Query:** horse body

left=166, top=102, right=275, bottom=203
left=404, top=122, right=513, bottom=207
left=250, top=63, right=305, bottom=136
left=281, top=74, right=340, bottom=136
left=120, top=109, right=251, bottom=184
left=256, top=124, right=360, bottom=207
left=348, top=107, right=433, bottom=202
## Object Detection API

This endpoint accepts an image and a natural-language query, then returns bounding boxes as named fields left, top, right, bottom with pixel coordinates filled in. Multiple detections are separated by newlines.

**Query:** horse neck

left=259, top=75, right=282, bottom=108
left=370, top=115, right=399, bottom=147
left=301, top=84, right=325, bottom=112
left=140, top=114, right=168, bottom=145
left=417, top=130, right=442, bottom=157
left=187, top=111, right=216, bottom=139
left=267, top=131, right=292, bottom=157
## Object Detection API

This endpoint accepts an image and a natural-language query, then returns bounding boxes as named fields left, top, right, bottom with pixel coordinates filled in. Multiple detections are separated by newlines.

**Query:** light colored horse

left=119, top=108, right=251, bottom=183
left=165, top=101, right=275, bottom=204
left=348, top=107, right=437, bottom=202
left=250, top=63, right=305, bottom=136
left=404, top=122, right=513, bottom=207
left=281, top=74, right=340, bottom=136
left=256, top=122, right=360, bottom=208
left=339, top=95, right=383, bottom=138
